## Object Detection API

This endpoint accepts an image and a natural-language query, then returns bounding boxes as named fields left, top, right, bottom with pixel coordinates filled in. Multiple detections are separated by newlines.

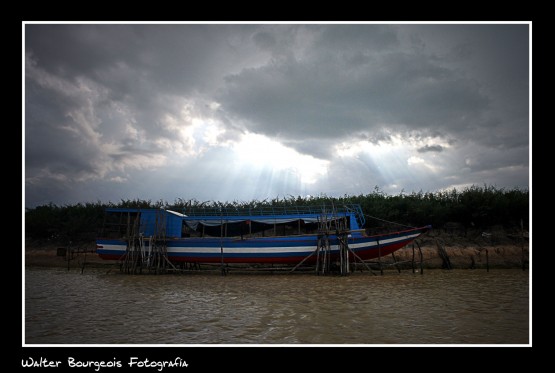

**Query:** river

left=24, top=267, right=529, bottom=345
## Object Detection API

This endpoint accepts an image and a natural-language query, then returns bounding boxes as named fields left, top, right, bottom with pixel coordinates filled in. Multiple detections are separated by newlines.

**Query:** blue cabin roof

left=103, top=204, right=365, bottom=238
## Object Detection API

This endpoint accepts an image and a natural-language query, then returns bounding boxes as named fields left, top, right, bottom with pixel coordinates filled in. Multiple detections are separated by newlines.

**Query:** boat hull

left=96, top=226, right=430, bottom=264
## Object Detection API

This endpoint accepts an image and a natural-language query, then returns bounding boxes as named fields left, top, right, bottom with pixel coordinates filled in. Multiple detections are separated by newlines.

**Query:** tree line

left=25, top=185, right=529, bottom=244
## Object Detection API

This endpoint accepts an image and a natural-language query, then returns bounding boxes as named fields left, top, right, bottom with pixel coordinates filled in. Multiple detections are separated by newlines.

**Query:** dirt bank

left=24, top=232, right=529, bottom=271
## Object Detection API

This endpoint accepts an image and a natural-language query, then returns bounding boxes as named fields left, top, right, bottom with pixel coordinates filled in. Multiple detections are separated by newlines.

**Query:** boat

left=95, top=204, right=431, bottom=266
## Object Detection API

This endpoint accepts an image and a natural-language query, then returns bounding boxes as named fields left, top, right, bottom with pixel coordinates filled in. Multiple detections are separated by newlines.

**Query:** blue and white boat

left=96, top=205, right=430, bottom=264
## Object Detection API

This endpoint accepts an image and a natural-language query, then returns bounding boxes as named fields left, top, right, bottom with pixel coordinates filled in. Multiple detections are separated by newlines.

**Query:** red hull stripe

left=96, top=227, right=428, bottom=264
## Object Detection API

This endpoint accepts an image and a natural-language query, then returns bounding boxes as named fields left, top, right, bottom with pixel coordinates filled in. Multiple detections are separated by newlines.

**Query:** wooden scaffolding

left=120, top=209, right=175, bottom=274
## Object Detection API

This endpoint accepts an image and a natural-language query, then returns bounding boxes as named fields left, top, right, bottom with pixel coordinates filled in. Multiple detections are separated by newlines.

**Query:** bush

left=24, top=185, right=529, bottom=243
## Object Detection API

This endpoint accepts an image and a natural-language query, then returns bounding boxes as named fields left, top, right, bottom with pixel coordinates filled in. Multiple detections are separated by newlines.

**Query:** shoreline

left=24, top=240, right=529, bottom=271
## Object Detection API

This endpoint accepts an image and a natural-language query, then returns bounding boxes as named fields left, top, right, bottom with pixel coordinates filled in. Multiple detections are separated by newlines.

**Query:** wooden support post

left=81, top=250, right=87, bottom=274
left=126, top=212, right=130, bottom=240
left=486, top=248, right=489, bottom=272
left=338, top=235, right=349, bottom=276
left=346, top=246, right=376, bottom=275
left=289, top=247, right=318, bottom=273
left=391, top=252, right=401, bottom=273
left=411, top=243, right=415, bottom=274
left=415, top=240, right=424, bottom=275
left=220, top=213, right=226, bottom=276
left=436, top=239, right=452, bottom=270
left=315, top=237, right=321, bottom=274
left=377, top=239, right=383, bottom=275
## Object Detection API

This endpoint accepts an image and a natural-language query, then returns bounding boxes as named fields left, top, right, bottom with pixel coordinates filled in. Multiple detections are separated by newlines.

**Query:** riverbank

left=24, top=234, right=529, bottom=271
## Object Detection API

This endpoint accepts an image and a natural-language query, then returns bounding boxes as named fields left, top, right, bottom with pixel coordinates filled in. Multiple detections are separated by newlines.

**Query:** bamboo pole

left=415, top=240, right=423, bottom=275
left=377, top=239, right=383, bottom=275
left=289, top=247, right=318, bottom=273
left=220, top=212, right=226, bottom=276
left=391, top=251, right=401, bottom=273
left=81, top=249, right=86, bottom=274
left=320, top=236, right=330, bottom=275
left=347, top=247, right=376, bottom=275
left=411, top=243, right=415, bottom=274
left=436, top=238, right=452, bottom=270
left=315, top=237, right=321, bottom=274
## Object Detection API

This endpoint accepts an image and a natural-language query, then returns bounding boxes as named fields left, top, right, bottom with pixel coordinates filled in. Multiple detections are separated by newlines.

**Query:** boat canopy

left=102, top=204, right=365, bottom=238
left=177, top=204, right=365, bottom=231
left=181, top=215, right=340, bottom=230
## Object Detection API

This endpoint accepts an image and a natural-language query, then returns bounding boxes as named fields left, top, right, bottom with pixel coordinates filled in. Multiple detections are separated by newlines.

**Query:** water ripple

left=25, top=268, right=529, bottom=344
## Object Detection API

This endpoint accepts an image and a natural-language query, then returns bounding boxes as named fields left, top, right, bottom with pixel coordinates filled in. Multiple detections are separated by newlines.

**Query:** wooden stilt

left=436, top=238, right=452, bottom=270
left=347, top=247, right=376, bottom=275
left=67, top=247, right=70, bottom=271
left=81, top=250, right=87, bottom=274
left=377, top=239, right=383, bottom=275
left=290, top=246, right=318, bottom=273
left=314, top=212, right=332, bottom=275
left=391, top=252, right=401, bottom=273
left=415, top=240, right=424, bottom=275
left=411, top=243, right=416, bottom=274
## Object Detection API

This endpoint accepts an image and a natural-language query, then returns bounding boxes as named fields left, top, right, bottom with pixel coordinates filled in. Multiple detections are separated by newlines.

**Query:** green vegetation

left=25, top=185, right=528, bottom=245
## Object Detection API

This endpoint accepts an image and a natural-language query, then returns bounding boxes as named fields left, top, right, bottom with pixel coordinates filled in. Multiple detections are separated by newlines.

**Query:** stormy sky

left=24, top=23, right=530, bottom=207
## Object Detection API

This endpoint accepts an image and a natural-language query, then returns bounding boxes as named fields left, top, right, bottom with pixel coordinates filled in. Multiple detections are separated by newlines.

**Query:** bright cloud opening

left=233, top=132, right=329, bottom=184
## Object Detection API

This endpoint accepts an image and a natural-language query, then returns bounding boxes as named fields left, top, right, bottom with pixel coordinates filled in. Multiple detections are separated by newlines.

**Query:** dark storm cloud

left=26, top=24, right=258, bottom=144
left=24, top=23, right=529, bottom=207
left=417, top=145, right=444, bottom=153
left=252, top=31, right=277, bottom=50
left=217, top=25, right=500, bottom=156
left=218, top=24, right=527, bottom=158
left=25, top=69, right=104, bottom=179
left=25, top=25, right=255, bottom=194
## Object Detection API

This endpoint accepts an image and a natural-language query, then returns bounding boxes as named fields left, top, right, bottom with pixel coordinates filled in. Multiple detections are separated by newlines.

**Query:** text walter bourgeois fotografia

left=22, top=357, right=188, bottom=371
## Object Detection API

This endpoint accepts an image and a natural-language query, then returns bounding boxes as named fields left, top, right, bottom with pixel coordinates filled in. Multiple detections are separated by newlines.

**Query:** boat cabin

left=99, top=205, right=366, bottom=240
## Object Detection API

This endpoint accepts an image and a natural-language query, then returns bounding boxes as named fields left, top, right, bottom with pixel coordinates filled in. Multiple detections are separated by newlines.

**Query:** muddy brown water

left=24, top=267, right=529, bottom=345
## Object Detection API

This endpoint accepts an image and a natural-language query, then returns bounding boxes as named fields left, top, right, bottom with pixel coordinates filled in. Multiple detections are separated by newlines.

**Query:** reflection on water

left=24, top=268, right=529, bottom=344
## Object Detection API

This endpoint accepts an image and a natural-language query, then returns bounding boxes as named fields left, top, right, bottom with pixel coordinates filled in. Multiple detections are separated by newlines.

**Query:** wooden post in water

left=338, top=217, right=349, bottom=276
left=436, top=238, right=452, bottom=270
left=339, top=236, right=345, bottom=276
left=485, top=248, right=489, bottom=272
left=411, top=243, right=415, bottom=274
left=81, top=249, right=87, bottom=274
left=377, top=239, right=383, bottom=276
left=315, top=236, right=321, bottom=274
left=323, top=235, right=331, bottom=275
left=315, top=213, right=332, bottom=275
left=220, top=211, right=226, bottom=276
left=415, top=240, right=424, bottom=275
left=391, top=252, right=401, bottom=273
